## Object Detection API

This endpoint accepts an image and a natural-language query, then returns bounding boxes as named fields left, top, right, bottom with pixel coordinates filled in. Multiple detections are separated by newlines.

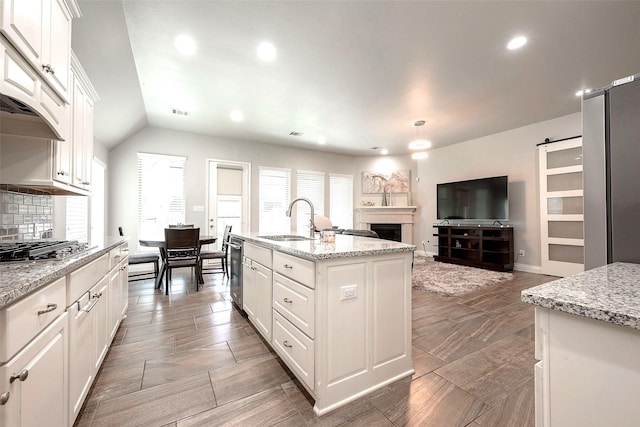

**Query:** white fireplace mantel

left=356, top=206, right=416, bottom=244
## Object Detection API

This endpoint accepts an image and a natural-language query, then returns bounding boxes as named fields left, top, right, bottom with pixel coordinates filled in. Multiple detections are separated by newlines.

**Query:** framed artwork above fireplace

left=361, top=170, right=411, bottom=193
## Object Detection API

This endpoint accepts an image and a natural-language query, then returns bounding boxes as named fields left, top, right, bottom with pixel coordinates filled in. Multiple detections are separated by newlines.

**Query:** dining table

left=139, top=235, right=217, bottom=291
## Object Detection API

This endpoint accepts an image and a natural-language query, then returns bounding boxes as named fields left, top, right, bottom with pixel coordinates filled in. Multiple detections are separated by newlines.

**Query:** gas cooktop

left=0, top=240, right=90, bottom=262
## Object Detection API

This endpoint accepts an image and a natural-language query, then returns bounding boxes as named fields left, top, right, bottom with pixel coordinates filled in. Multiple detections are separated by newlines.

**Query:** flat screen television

left=437, top=176, right=508, bottom=221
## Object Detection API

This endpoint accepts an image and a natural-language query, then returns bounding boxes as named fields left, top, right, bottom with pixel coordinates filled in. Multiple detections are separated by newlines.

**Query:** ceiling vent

left=171, top=108, right=190, bottom=116
left=289, top=131, right=303, bottom=136
left=370, top=146, right=381, bottom=150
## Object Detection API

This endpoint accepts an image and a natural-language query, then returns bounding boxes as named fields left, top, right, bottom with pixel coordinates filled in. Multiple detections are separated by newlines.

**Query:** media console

left=433, top=225, right=514, bottom=271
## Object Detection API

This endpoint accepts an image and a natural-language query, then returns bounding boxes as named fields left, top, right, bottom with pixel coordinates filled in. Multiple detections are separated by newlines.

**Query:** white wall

left=413, top=112, right=581, bottom=272
left=107, top=113, right=581, bottom=270
left=108, top=126, right=357, bottom=250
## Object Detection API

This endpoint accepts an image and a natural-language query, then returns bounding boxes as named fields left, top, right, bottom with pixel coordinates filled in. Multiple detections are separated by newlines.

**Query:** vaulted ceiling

left=72, top=1, right=640, bottom=156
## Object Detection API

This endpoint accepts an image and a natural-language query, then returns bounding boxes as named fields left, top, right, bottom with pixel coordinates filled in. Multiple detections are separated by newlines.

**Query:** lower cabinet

left=243, top=243, right=273, bottom=342
left=0, top=312, right=68, bottom=427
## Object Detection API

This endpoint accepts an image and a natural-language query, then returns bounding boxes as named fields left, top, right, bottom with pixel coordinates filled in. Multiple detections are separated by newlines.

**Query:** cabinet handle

left=37, top=303, right=57, bottom=315
left=121, top=266, right=127, bottom=271
left=0, top=392, right=9, bottom=405
left=82, top=181, right=91, bottom=185
left=283, top=264, right=293, bottom=269
left=42, top=64, right=55, bottom=75
left=57, top=171, right=69, bottom=176
left=283, top=298, right=293, bottom=304
left=9, top=369, right=29, bottom=384
left=283, top=340, right=293, bottom=348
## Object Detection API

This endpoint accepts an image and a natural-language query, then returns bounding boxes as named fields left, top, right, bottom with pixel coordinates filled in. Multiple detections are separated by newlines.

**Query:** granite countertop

left=0, top=236, right=126, bottom=310
left=234, top=232, right=415, bottom=261
left=521, top=262, right=640, bottom=330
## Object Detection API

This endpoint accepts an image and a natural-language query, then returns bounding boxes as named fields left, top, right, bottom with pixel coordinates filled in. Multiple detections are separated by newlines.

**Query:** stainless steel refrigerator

left=583, top=73, right=640, bottom=269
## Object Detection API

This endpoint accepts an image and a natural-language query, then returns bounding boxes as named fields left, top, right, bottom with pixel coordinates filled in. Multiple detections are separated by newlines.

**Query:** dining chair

left=164, top=227, right=201, bottom=294
left=168, top=224, right=194, bottom=228
left=341, top=229, right=379, bottom=238
left=199, top=225, right=232, bottom=277
left=118, top=226, right=160, bottom=281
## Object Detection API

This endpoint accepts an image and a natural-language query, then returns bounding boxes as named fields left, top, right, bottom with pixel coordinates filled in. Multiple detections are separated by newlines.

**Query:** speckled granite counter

left=521, top=262, right=640, bottom=330
left=233, top=233, right=415, bottom=261
left=0, top=237, right=126, bottom=309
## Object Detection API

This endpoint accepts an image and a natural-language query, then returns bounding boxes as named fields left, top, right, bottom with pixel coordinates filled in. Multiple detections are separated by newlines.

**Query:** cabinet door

left=0, top=313, right=67, bottom=427
left=108, top=267, right=120, bottom=341
left=0, top=0, right=45, bottom=67
left=93, top=277, right=109, bottom=371
left=242, top=260, right=256, bottom=318
left=42, top=0, right=71, bottom=98
left=54, top=137, right=72, bottom=184
left=119, top=261, right=129, bottom=318
left=68, top=292, right=94, bottom=422
left=252, top=262, right=273, bottom=342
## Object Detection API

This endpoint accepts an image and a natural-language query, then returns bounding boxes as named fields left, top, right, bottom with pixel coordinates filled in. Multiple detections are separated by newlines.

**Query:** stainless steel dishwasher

left=228, top=236, right=243, bottom=310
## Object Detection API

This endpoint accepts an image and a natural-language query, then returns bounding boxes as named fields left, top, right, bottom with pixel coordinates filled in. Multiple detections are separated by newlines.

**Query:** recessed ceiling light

left=409, top=140, right=432, bottom=150
left=230, top=110, right=244, bottom=122
left=507, top=36, right=527, bottom=50
left=175, top=34, right=197, bottom=55
left=317, top=136, right=326, bottom=145
left=412, top=152, right=429, bottom=160
left=380, top=148, right=389, bottom=155
left=575, top=88, right=592, bottom=97
left=257, top=41, right=277, bottom=61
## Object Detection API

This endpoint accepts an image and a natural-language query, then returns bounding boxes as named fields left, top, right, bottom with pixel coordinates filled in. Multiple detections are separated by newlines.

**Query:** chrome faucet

left=286, top=197, right=315, bottom=239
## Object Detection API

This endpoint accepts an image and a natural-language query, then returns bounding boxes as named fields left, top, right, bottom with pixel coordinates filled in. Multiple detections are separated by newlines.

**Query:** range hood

left=0, top=93, right=63, bottom=140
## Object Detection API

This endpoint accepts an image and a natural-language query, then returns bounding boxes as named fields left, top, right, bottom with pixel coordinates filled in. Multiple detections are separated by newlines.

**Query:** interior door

left=207, top=160, right=250, bottom=244
left=538, top=137, right=585, bottom=277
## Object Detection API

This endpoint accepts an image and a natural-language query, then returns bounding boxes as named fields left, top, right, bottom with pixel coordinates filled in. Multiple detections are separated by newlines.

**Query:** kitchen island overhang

left=234, top=232, right=416, bottom=415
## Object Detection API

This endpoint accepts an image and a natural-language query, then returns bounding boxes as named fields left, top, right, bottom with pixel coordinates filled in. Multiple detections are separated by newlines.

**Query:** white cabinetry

left=0, top=0, right=75, bottom=101
left=534, top=307, right=640, bottom=427
left=242, top=242, right=273, bottom=341
left=69, top=54, right=96, bottom=192
left=0, top=276, right=68, bottom=427
left=108, top=243, right=129, bottom=341
left=268, top=247, right=414, bottom=415
left=0, top=53, right=97, bottom=196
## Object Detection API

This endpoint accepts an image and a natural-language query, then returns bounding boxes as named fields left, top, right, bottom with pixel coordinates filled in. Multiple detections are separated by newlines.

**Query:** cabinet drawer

left=273, top=272, right=314, bottom=338
left=273, top=251, right=315, bottom=288
left=68, top=254, right=109, bottom=305
left=244, top=242, right=272, bottom=268
left=0, top=276, right=66, bottom=362
left=273, top=310, right=314, bottom=390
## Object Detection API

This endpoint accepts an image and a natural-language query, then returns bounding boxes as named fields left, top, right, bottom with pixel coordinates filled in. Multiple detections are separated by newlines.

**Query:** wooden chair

left=118, top=227, right=159, bottom=281
left=164, top=227, right=201, bottom=294
left=168, top=224, right=194, bottom=228
left=199, top=225, right=232, bottom=277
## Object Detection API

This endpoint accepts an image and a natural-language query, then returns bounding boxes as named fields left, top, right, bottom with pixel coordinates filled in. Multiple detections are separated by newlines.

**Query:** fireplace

left=370, top=224, right=402, bottom=242
left=355, top=206, right=416, bottom=244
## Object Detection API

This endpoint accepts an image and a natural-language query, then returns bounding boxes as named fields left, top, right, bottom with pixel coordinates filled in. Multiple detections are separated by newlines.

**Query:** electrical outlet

left=519, top=249, right=525, bottom=257
left=340, top=284, right=357, bottom=301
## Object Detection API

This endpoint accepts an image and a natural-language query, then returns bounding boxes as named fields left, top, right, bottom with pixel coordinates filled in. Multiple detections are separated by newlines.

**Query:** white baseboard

left=513, top=263, right=542, bottom=274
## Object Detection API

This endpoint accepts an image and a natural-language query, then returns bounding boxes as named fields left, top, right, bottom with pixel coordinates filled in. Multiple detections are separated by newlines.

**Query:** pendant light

left=409, top=120, right=431, bottom=159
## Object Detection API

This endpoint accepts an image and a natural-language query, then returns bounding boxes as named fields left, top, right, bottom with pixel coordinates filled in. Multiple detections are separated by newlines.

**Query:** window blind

left=66, top=196, right=88, bottom=242
left=330, top=174, right=354, bottom=229
left=259, top=167, right=291, bottom=234
left=296, top=170, right=325, bottom=234
left=137, top=153, right=187, bottom=239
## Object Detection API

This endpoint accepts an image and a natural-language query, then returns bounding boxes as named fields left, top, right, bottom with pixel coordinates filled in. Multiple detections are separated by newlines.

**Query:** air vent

left=171, top=108, right=190, bottom=116
left=370, top=146, right=381, bottom=150
left=289, top=131, right=303, bottom=136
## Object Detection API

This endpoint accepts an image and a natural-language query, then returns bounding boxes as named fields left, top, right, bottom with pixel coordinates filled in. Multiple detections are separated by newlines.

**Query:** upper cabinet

left=0, top=0, right=75, bottom=102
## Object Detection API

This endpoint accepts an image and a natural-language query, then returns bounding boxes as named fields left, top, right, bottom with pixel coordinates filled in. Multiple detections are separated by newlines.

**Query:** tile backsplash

left=0, top=189, right=53, bottom=241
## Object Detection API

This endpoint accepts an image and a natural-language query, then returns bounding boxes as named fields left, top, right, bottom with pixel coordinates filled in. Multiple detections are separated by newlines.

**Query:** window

left=296, top=170, right=324, bottom=234
left=66, top=196, right=88, bottom=242
left=138, top=153, right=186, bottom=238
left=259, top=167, right=290, bottom=234
left=330, top=174, right=354, bottom=229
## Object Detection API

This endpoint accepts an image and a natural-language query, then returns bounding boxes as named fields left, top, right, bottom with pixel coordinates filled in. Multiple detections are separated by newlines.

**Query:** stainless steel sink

left=258, top=234, right=313, bottom=242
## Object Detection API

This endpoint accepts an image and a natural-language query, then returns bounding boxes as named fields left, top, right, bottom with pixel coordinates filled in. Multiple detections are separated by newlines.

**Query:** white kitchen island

left=234, top=233, right=415, bottom=415
left=521, top=262, right=640, bottom=427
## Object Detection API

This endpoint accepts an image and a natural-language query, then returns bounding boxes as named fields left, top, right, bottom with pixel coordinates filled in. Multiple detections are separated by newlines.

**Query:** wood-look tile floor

left=74, top=263, right=555, bottom=427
